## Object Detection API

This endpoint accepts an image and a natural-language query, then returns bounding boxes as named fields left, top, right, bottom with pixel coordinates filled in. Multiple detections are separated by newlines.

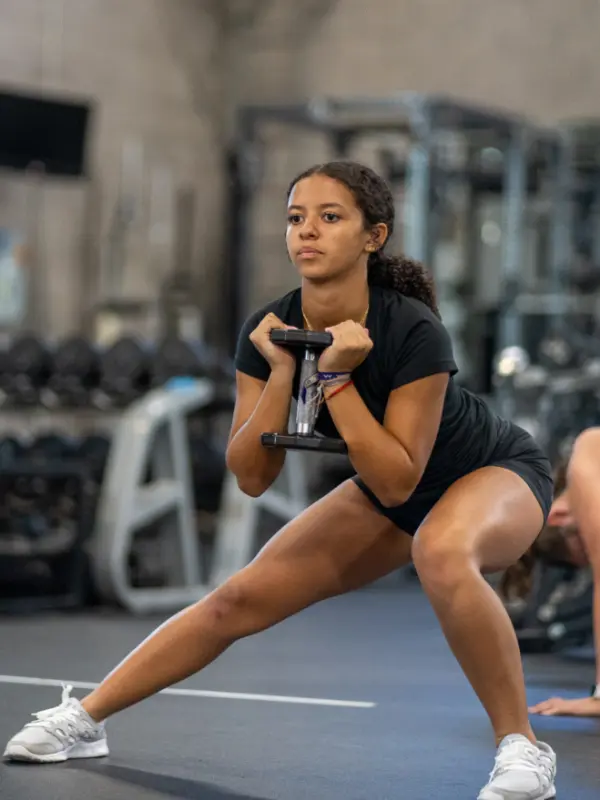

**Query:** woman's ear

left=368, top=223, right=388, bottom=252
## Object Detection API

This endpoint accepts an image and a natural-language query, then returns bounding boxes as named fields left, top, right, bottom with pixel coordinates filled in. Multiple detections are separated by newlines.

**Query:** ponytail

left=368, top=251, right=441, bottom=319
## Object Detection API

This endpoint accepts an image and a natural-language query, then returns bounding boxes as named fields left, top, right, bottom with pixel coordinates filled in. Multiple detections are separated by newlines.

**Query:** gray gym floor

left=0, top=580, right=598, bottom=799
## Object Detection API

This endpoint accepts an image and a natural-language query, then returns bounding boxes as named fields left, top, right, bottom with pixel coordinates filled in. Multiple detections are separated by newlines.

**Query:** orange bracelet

left=325, top=379, right=353, bottom=400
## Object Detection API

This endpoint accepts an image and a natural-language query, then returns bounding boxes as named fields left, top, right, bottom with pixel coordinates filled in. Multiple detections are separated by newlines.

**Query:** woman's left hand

left=529, top=696, right=600, bottom=717
left=317, top=320, right=373, bottom=373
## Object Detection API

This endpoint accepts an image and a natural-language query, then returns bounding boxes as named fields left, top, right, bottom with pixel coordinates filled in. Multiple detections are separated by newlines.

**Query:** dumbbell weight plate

left=153, top=336, right=208, bottom=385
left=269, top=329, right=333, bottom=349
left=100, top=336, right=153, bottom=401
left=77, top=434, right=111, bottom=481
left=261, top=432, right=347, bottom=454
left=50, top=336, right=101, bottom=392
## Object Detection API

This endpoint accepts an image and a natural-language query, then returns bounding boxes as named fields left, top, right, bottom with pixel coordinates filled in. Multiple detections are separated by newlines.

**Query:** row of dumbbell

left=0, top=434, right=111, bottom=548
left=0, top=433, right=111, bottom=478
left=0, top=429, right=227, bottom=519
left=0, top=333, right=234, bottom=408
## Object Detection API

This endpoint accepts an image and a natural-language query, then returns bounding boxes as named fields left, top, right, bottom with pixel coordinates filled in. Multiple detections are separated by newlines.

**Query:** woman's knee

left=200, top=572, right=279, bottom=639
left=412, top=525, right=475, bottom=590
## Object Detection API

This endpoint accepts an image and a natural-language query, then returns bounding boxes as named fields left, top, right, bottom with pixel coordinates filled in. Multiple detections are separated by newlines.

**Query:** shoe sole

left=478, top=784, right=556, bottom=800
left=3, top=739, right=109, bottom=763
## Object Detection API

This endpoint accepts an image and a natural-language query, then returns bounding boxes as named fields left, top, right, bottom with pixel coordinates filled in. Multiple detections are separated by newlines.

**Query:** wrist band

left=325, top=379, right=353, bottom=400
left=591, top=684, right=600, bottom=699
left=318, top=371, right=351, bottom=381
left=318, top=371, right=351, bottom=389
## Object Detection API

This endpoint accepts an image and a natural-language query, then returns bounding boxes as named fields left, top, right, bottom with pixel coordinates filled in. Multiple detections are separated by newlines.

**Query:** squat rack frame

left=225, top=92, right=557, bottom=360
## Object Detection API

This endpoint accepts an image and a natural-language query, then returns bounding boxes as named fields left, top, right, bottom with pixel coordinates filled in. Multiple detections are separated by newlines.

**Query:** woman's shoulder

left=372, top=286, right=447, bottom=334
left=242, top=287, right=302, bottom=329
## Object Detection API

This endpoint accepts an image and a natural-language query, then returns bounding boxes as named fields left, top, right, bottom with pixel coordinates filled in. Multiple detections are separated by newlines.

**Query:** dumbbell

left=48, top=336, right=101, bottom=405
left=153, top=336, right=208, bottom=386
left=99, top=336, right=153, bottom=405
left=78, top=434, right=111, bottom=482
left=261, top=330, right=347, bottom=454
left=28, top=433, right=80, bottom=464
left=0, top=334, right=53, bottom=405
left=189, top=432, right=227, bottom=514
left=0, top=436, right=29, bottom=467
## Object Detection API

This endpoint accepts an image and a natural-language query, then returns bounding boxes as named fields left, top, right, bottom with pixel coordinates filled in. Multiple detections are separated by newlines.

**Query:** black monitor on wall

left=0, top=87, right=92, bottom=178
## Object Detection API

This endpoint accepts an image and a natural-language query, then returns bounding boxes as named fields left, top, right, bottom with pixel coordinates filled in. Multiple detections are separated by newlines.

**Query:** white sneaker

left=478, top=734, right=556, bottom=800
left=3, top=684, right=109, bottom=763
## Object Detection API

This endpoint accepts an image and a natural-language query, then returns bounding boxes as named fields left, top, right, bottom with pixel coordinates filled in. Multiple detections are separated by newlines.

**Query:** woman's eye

left=323, top=212, right=340, bottom=223
left=287, top=214, right=302, bottom=224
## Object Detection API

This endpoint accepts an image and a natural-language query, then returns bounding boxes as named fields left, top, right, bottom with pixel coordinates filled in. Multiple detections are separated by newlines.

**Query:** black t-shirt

left=235, top=285, right=506, bottom=492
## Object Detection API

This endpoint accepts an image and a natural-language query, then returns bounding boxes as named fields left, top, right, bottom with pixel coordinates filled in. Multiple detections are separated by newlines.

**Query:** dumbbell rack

left=0, top=462, right=94, bottom=614
left=92, top=379, right=217, bottom=614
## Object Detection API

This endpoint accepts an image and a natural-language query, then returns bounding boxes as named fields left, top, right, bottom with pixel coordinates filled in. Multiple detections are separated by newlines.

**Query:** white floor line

left=0, top=674, right=376, bottom=709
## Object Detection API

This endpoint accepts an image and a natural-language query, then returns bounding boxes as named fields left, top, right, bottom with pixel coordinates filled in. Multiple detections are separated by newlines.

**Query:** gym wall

left=0, top=0, right=598, bottom=332
left=0, top=0, right=225, bottom=338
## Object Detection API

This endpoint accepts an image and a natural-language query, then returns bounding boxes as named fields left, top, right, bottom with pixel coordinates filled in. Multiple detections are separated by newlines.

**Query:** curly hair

left=287, top=161, right=440, bottom=318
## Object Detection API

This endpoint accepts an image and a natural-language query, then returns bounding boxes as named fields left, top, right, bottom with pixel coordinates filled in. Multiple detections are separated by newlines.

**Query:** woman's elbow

left=225, top=452, right=277, bottom=498
left=377, top=474, right=420, bottom=508
left=378, top=488, right=411, bottom=508
left=236, top=477, right=268, bottom=498
left=226, top=463, right=270, bottom=498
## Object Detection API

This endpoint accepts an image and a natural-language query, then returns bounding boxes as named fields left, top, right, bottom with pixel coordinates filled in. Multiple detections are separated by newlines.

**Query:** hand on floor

left=529, top=696, right=600, bottom=717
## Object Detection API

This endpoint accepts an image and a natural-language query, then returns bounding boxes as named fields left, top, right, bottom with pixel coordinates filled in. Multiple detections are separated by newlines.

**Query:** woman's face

left=286, top=175, right=377, bottom=281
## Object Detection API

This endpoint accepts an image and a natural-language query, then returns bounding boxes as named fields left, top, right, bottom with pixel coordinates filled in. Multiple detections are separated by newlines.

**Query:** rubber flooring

left=0, top=581, right=598, bottom=799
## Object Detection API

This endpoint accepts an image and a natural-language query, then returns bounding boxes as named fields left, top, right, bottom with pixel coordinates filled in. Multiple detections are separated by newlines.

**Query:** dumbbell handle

left=296, top=349, right=319, bottom=435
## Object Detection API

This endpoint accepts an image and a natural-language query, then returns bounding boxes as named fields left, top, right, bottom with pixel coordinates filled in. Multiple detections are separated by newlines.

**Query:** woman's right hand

left=249, top=313, right=297, bottom=374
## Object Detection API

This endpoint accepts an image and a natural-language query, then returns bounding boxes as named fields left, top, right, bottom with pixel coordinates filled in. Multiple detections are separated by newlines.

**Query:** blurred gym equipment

left=0, top=329, right=238, bottom=613
left=91, top=379, right=220, bottom=614
left=98, top=335, right=153, bottom=406
left=0, top=334, right=54, bottom=406
left=212, top=444, right=309, bottom=588
left=47, top=335, right=102, bottom=406
left=511, top=561, right=594, bottom=654
left=226, top=94, right=558, bottom=396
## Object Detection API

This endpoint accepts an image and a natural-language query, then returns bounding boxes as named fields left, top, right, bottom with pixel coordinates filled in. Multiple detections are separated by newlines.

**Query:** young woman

left=501, top=427, right=600, bottom=718
left=4, top=161, right=557, bottom=800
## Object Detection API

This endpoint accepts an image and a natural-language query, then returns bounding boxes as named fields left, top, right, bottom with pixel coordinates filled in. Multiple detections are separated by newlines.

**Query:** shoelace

left=538, top=749, right=556, bottom=781
left=489, top=742, right=540, bottom=780
left=25, top=683, right=91, bottom=735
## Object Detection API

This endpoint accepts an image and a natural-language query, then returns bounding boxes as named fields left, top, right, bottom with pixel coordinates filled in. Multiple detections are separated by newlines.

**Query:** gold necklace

left=302, top=305, right=369, bottom=331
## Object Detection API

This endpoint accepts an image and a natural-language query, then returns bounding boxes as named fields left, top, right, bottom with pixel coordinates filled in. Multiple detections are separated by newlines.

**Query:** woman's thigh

left=413, top=465, right=547, bottom=574
left=233, top=479, right=413, bottom=617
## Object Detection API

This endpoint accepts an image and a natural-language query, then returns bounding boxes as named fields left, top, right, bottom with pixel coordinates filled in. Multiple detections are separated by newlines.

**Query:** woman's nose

left=299, top=217, right=319, bottom=238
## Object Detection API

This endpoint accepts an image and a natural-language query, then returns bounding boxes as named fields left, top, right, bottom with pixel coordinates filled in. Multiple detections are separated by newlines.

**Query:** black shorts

left=353, top=424, right=554, bottom=535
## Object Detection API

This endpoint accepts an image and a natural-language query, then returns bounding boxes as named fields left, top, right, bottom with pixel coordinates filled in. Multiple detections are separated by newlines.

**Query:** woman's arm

left=529, top=428, right=600, bottom=716
left=226, top=368, right=294, bottom=496
left=565, top=431, right=600, bottom=689
left=325, top=373, right=448, bottom=507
